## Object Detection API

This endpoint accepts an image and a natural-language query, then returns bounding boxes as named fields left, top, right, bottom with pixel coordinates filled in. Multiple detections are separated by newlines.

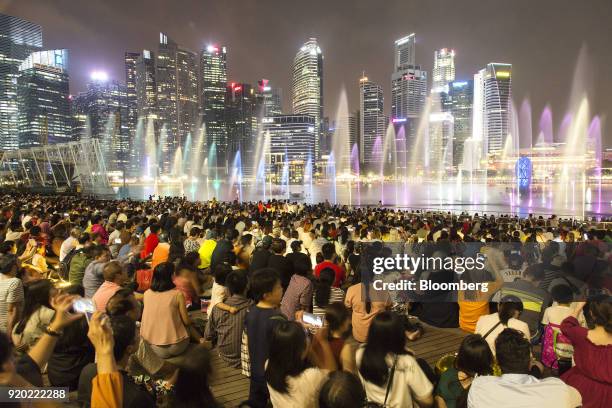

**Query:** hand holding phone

left=302, top=312, right=323, bottom=327
left=73, top=298, right=96, bottom=322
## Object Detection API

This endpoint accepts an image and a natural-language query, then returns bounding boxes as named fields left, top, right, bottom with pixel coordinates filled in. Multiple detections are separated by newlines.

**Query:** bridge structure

left=0, top=139, right=115, bottom=197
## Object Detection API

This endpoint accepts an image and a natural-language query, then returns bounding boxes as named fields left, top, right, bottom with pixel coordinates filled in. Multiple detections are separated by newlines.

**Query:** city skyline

left=4, top=0, right=611, bottom=147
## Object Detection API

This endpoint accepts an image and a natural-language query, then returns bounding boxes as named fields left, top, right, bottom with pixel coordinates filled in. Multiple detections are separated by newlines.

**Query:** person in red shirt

left=90, top=215, right=109, bottom=245
left=140, top=224, right=160, bottom=260
left=313, top=242, right=345, bottom=287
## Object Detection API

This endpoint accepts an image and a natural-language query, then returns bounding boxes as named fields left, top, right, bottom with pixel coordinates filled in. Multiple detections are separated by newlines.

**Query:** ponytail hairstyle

left=314, top=268, right=335, bottom=308
left=498, top=295, right=523, bottom=325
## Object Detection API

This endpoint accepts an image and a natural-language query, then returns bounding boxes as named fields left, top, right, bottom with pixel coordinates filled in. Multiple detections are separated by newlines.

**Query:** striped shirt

left=0, top=275, right=24, bottom=333
left=281, top=275, right=313, bottom=320
left=312, top=287, right=345, bottom=320
left=204, top=294, right=251, bottom=368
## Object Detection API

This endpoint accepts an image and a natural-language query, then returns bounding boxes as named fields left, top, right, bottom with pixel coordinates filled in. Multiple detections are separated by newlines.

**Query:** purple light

left=90, top=71, right=108, bottom=81
left=392, top=117, right=407, bottom=123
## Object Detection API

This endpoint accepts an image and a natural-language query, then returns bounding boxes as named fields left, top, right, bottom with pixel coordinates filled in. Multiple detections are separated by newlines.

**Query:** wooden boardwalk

left=209, top=324, right=466, bottom=408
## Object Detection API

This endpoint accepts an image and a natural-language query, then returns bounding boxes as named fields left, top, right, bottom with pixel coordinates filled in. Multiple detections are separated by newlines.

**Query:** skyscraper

left=359, top=74, right=385, bottom=168
left=256, top=79, right=282, bottom=117
left=0, top=14, right=42, bottom=150
left=200, top=44, right=228, bottom=171
left=226, top=82, right=256, bottom=178
left=292, top=38, right=323, bottom=159
left=263, top=114, right=315, bottom=184
left=135, top=50, right=157, bottom=119
left=473, top=63, right=512, bottom=155
left=432, top=48, right=456, bottom=91
left=449, top=80, right=473, bottom=168
left=394, top=34, right=415, bottom=70
left=124, top=51, right=139, bottom=144
left=72, top=74, right=129, bottom=172
left=17, top=49, right=71, bottom=148
left=391, top=34, right=427, bottom=169
left=156, top=33, right=198, bottom=172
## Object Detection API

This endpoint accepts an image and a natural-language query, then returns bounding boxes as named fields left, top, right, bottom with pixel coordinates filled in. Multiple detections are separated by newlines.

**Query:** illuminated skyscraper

left=135, top=50, right=157, bottom=119
left=449, top=80, right=473, bottom=168
left=226, top=82, right=256, bottom=178
left=256, top=79, right=282, bottom=117
left=391, top=34, right=427, bottom=168
left=0, top=14, right=42, bottom=150
left=72, top=74, right=129, bottom=172
left=17, top=49, right=71, bottom=148
left=359, top=74, right=385, bottom=168
left=292, top=38, right=323, bottom=159
left=124, top=51, right=139, bottom=142
left=200, top=44, right=228, bottom=171
left=432, top=48, right=455, bottom=91
left=157, top=33, right=198, bottom=172
left=473, top=63, right=512, bottom=155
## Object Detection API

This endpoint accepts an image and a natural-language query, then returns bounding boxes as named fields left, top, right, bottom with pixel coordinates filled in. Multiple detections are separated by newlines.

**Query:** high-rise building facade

left=263, top=114, right=315, bottom=183
left=156, top=33, right=198, bottom=172
left=135, top=50, right=157, bottom=119
left=473, top=63, right=512, bottom=155
left=359, top=75, right=385, bottom=168
left=17, top=49, right=71, bottom=148
left=394, top=34, right=415, bottom=70
left=292, top=38, right=323, bottom=159
left=255, top=79, right=282, bottom=117
left=124, top=51, right=139, bottom=144
left=226, top=82, right=256, bottom=178
left=72, top=75, right=129, bottom=172
left=200, top=45, right=228, bottom=172
left=0, top=14, right=42, bottom=150
left=449, top=80, right=473, bottom=168
left=432, top=48, right=456, bottom=91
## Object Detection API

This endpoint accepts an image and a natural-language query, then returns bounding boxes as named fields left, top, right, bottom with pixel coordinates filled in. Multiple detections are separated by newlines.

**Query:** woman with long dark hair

left=435, top=334, right=494, bottom=408
left=11, top=279, right=56, bottom=352
left=344, top=242, right=391, bottom=343
left=356, top=311, right=434, bottom=407
left=324, top=302, right=356, bottom=372
left=265, top=321, right=337, bottom=407
left=312, top=268, right=345, bottom=321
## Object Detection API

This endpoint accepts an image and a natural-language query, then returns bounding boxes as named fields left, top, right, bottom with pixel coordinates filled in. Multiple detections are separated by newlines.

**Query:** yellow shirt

left=198, top=239, right=217, bottom=269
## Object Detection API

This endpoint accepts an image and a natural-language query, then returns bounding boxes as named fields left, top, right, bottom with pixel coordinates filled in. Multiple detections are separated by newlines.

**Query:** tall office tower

left=156, top=33, right=198, bottom=173
left=200, top=44, right=228, bottom=172
left=292, top=38, right=323, bottom=159
left=17, top=49, right=71, bottom=148
left=320, top=116, right=332, bottom=157
left=135, top=50, right=157, bottom=119
left=72, top=74, right=129, bottom=172
left=263, top=114, right=315, bottom=184
left=359, top=74, right=385, bottom=168
left=0, top=14, right=42, bottom=150
left=394, top=33, right=415, bottom=70
left=473, top=63, right=512, bottom=155
left=226, top=82, right=256, bottom=178
left=124, top=52, right=139, bottom=142
left=432, top=48, right=455, bottom=90
left=449, top=80, right=473, bottom=168
left=255, top=79, right=282, bottom=117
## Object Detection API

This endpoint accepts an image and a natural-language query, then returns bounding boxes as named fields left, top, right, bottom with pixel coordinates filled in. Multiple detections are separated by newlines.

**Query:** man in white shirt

left=468, top=328, right=581, bottom=408
left=59, top=227, right=82, bottom=262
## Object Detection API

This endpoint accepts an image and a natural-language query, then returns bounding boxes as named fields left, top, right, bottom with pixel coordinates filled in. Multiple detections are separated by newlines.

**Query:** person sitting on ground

left=265, top=321, right=337, bottom=407
left=250, top=235, right=273, bottom=273
left=92, top=261, right=128, bottom=312
left=318, top=371, right=366, bottom=408
left=475, top=295, right=530, bottom=355
left=314, top=243, right=345, bottom=288
left=171, top=345, right=222, bottom=408
left=59, top=227, right=81, bottom=262
left=12, top=279, right=56, bottom=353
left=140, top=223, right=160, bottom=260
left=281, top=260, right=313, bottom=321
left=205, top=270, right=251, bottom=367
left=356, top=311, right=434, bottom=408
left=267, top=238, right=294, bottom=291
left=82, top=246, right=111, bottom=298
left=467, top=328, right=581, bottom=408
left=67, top=233, right=93, bottom=285
left=173, top=252, right=202, bottom=309
left=79, top=313, right=156, bottom=408
left=495, top=263, right=552, bottom=343
left=313, top=268, right=345, bottom=324
left=198, top=229, right=218, bottom=270
left=209, top=263, right=234, bottom=317
left=140, top=262, right=205, bottom=359
left=150, top=233, right=170, bottom=270
left=0, top=254, right=24, bottom=335
left=560, top=296, right=612, bottom=408
left=435, top=334, right=494, bottom=408
left=323, top=302, right=356, bottom=372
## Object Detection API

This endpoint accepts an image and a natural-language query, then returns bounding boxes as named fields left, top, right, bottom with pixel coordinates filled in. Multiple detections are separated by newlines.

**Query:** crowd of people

left=0, top=192, right=610, bottom=408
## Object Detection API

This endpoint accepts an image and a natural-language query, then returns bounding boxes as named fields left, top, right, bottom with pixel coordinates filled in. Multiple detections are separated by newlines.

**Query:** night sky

left=3, top=0, right=611, bottom=147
